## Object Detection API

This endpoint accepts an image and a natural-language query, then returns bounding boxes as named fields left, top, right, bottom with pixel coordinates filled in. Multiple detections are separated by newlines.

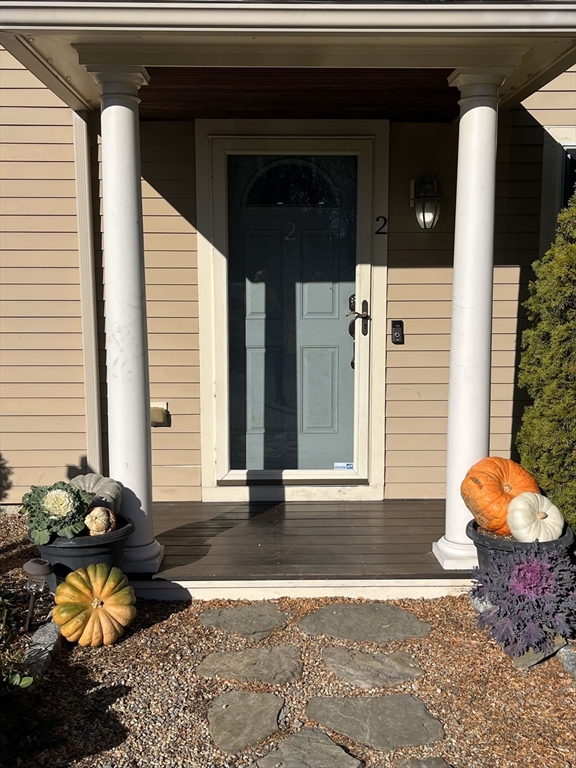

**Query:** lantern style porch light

left=23, top=558, right=53, bottom=632
left=411, top=173, right=441, bottom=230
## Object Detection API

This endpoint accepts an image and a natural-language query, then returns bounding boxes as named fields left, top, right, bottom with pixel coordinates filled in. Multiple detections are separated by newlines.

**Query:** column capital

left=448, top=67, right=513, bottom=92
left=87, top=65, right=150, bottom=92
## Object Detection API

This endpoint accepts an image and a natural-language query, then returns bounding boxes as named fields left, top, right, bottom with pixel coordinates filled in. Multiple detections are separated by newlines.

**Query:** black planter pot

left=36, top=516, right=135, bottom=592
left=466, top=519, right=575, bottom=575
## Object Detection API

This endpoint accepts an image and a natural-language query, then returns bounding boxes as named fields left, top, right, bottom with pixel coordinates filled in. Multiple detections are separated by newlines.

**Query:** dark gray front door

left=228, top=155, right=357, bottom=470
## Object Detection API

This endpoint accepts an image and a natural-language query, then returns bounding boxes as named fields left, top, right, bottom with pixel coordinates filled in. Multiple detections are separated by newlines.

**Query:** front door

left=196, top=123, right=388, bottom=499
left=228, top=155, right=357, bottom=471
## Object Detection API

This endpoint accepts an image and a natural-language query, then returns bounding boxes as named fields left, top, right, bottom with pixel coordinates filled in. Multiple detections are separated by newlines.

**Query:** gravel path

left=1, top=508, right=575, bottom=768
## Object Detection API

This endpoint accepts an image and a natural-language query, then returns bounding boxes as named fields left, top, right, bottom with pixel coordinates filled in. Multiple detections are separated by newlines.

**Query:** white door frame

left=196, top=120, right=389, bottom=501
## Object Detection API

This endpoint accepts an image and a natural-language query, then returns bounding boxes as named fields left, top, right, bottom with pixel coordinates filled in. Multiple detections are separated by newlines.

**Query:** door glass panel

left=228, top=155, right=357, bottom=470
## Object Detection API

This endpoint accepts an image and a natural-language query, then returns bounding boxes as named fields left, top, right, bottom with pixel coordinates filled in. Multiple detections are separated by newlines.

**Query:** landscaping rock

left=558, top=644, right=576, bottom=678
left=299, top=603, right=430, bottom=644
left=307, top=696, right=444, bottom=751
left=26, top=620, right=62, bottom=680
left=394, top=759, right=453, bottom=768
left=256, top=728, right=362, bottom=768
left=323, top=647, right=423, bottom=688
left=469, top=594, right=493, bottom=614
left=197, top=646, right=303, bottom=685
left=208, top=690, right=283, bottom=753
left=512, top=636, right=567, bottom=670
left=199, top=602, right=288, bottom=641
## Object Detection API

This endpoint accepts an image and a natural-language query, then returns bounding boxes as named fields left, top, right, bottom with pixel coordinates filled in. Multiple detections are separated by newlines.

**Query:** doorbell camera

left=391, top=320, right=405, bottom=345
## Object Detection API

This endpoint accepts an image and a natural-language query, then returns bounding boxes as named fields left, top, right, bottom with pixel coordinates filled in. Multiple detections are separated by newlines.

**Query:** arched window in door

left=243, top=158, right=342, bottom=208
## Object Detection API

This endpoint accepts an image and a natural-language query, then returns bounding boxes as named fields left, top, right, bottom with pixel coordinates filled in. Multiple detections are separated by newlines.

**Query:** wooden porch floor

left=152, top=500, right=469, bottom=580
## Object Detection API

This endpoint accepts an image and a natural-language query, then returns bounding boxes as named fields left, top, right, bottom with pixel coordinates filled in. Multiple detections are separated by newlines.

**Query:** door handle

left=346, top=300, right=371, bottom=336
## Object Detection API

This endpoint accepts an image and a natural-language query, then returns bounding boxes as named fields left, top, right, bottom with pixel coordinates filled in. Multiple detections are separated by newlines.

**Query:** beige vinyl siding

left=145, top=123, right=201, bottom=501
left=384, top=112, right=540, bottom=499
left=522, top=66, right=576, bottom=145
left=94, top=121, right=200, bottom=502
left=0, top=47, right=87, bottom=502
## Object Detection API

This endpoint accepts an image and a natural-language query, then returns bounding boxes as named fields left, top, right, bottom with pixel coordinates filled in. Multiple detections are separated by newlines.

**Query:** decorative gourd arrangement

left=23, top=475, right=125, bottom=544
left=461, top=457, right=540, bottom=536
left=53, top=563, right=136, bottom=647
left=506, top=492, right=564, bottom=543
left=462, top=457, right=567, bottom=544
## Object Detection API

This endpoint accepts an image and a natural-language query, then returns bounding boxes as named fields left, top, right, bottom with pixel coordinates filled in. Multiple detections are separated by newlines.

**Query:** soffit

left=139, top=66, right=461, bottom=121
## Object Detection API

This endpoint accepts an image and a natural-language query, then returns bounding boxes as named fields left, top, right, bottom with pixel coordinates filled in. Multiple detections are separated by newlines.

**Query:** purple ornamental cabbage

left=471, top=542, right=576, bottom=657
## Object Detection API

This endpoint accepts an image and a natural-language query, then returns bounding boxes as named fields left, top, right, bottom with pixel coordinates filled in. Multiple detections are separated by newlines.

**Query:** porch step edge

left=130, top=578, right=472, bottom=601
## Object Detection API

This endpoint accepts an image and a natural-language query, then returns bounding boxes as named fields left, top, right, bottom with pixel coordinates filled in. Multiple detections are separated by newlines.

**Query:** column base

left=123, top=539, right=165, bottom=574
left=433, top=536, right=478, bottom=570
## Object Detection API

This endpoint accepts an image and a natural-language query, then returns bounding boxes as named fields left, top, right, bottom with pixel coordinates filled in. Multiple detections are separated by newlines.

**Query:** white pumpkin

left=507, top=492, right=564, bottom=542
left=70, top=473, right=122, bottom=513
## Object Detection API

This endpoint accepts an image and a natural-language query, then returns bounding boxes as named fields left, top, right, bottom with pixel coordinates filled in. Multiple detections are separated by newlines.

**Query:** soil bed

left=1, top=509, right=575, bottom=768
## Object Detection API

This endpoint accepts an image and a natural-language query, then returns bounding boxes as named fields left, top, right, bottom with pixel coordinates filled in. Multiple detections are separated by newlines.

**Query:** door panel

left=228, top=154, right=357, bottom=471
left=301, top=346, right=338, bottom=433
left=301, top=230, right=340, bottom=318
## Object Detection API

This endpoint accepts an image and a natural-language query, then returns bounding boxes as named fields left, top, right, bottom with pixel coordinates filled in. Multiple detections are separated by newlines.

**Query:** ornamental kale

left=471, top=542, right=576, bottom=658
left=22, top=481, right=92, bottom=545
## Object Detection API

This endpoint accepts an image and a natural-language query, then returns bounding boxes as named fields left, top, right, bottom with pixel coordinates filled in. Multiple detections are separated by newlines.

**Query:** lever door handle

left=346, top=301, right=370, bottom=336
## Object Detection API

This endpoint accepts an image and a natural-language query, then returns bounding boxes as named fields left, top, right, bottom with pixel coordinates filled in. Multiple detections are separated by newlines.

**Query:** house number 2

left=375, top=216, right=388, bottom=235
left=285, top=221, right=296, bottom=240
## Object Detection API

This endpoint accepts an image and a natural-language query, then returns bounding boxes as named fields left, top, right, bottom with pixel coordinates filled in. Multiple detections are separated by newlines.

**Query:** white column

left=88, top=66, right=164, bottom=573
left=433, top=69, right=510, bottom=570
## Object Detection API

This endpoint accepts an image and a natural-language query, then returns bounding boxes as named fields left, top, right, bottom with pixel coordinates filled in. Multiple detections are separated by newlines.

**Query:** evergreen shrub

left=516, top=191, right=576, bottom=530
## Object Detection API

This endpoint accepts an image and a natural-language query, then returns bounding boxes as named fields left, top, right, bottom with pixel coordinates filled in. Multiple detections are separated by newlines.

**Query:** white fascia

left=1, top=2, right=576, bottom=35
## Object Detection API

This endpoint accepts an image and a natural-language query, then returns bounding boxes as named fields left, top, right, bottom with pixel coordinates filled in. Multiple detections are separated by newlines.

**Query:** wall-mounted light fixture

left=410, top=173, right=441, bottom=230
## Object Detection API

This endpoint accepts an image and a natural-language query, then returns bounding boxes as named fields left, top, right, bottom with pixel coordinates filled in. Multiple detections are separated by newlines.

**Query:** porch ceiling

left=140, top=67, right=460, bottom=121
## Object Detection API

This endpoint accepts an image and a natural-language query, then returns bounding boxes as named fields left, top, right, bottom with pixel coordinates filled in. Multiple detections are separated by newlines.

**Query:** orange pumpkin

left=53, top=563, right=136, bottom=647
left=460, top=457, right=539, bottom=536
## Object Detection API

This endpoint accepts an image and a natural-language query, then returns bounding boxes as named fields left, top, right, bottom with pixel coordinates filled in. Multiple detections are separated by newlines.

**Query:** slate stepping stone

left=208, top=690, right=283, bottom=753
left=199, top=602, right=288, bottom=641
left=307, top=695, right=444, bottom=751
left=256, top=728, right=362, bottom=768
left=394, top=759, right=453, bottom=768
left=197, top=646, right=303, bottom=685
left=323, top=647, right=423, bottom=688
left=299, top=603, right=431, bottom=644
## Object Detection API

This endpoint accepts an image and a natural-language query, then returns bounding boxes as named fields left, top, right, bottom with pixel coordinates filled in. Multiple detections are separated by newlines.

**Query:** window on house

left=562, top=147, right=576, bottom=206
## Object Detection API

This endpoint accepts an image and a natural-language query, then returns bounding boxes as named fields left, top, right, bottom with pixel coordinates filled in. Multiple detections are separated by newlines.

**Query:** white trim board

left=133, top=578, right=472, bottom=601
left=195, top=119, right=389, bottom=501
left=73, top=110, right=102, bottom=475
